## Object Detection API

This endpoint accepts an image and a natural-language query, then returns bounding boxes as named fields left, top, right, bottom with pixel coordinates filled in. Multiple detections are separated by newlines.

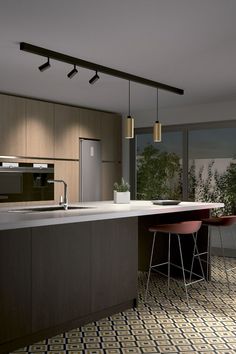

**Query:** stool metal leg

left=218, top=227, right=230, bottom=292
left=207, top=225, right=211, bottom=282
left=167, top=232, right=171, bottom=295
left=145, top=232, right=157, bottom=302
left=189, top=234, right=196, bottom=284
left=192, top=232, right=209, bottom=296
left=227, top=228, right=236, bottom=272
left=177, top=234, right=190, bottom=307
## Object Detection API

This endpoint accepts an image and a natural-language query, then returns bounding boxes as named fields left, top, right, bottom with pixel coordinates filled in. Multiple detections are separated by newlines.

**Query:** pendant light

left=153, top=89, right=162, bottom=142
left=125, top=80, right=134, bottom=139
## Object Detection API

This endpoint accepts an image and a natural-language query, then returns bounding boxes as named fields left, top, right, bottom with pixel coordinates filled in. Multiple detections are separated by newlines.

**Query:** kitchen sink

left=8, top=206, right=93, bottom=213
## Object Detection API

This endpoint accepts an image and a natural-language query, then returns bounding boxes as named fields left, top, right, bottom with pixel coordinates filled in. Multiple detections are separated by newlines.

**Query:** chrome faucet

left=47, top=179, right=68, bottom=210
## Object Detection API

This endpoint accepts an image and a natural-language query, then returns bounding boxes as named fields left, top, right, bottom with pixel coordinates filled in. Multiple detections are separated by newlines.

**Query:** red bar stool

left=202, top=215, right=236, bottom=291
left=145, top=220, right=207, bottom=308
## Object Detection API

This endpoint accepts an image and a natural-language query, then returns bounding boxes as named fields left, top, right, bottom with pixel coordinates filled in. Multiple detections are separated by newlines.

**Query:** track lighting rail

left=20, top=42, right=184, bottom=95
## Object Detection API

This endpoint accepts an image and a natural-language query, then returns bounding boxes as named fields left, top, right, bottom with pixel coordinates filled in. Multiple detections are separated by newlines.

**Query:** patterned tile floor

left=13, top=256, right=236, bottom=354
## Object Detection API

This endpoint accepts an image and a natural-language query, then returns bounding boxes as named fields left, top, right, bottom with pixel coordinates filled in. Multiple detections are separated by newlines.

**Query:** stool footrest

left=193, top=251, right=208, bottom=257
left=151, top=268, right=205, bottom=287
left=151, top=262, right=205, bottom=281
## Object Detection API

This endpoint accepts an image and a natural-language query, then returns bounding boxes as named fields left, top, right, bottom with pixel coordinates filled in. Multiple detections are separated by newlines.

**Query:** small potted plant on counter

left=113, top=178, right=130, bottom=204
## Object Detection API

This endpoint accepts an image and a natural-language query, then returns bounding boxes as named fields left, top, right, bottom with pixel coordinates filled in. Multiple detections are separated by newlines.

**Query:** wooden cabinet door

left=54, top=104, right=80, bottom=159
left=0, top=94, right=26, bottom=156
left=0, top=228, right=31, bottom=343
left=90, top=218, right=138, bottom=312
left=79, top=108, right=101, bottom=142
left=101, top=112, right=122, bottom=162
left=26, top=99, right=54, bottom=158
left=54, top=160, right=79, bottom=203
left=31, top=223, right=91, bottom=332
left=101, top=162, right=122, bottom=200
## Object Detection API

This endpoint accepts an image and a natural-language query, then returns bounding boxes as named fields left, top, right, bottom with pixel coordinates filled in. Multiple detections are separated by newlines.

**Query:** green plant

left=114, top=178, right=130, bottom=192
left=137, top=145, right=182, bottom=200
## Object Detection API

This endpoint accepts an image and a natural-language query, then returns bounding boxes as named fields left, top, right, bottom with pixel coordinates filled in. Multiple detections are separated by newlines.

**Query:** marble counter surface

left=0, top=200, right=224, bottom=230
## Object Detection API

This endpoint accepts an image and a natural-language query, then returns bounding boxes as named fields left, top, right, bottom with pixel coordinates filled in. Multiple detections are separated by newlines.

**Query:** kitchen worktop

left=0, top=200, right=224, bottom=354
left=0, top=200, right=224, bottom=230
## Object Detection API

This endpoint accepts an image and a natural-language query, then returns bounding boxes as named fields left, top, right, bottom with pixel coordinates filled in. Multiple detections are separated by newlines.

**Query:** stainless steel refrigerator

left=79, top=139, right=101, bottom=202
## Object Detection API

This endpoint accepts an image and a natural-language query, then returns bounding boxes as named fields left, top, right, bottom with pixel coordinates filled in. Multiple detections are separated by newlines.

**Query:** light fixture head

left=153, top=121, right=162, bottom=142
left=125, top=81, right=134, bottom=139
left=125, top=115, right=134, bottom=139
left=38, top=57, right=51, bottom=72
left=67, top=65, right=78, bottom=79
left=153, top=89, right=162, bottom=142
left=89, top=71, right=99, bottom=84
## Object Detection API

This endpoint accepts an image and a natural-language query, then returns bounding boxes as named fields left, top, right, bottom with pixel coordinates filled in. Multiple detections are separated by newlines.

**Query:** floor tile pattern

left=12, top=257, right=236, bottom=354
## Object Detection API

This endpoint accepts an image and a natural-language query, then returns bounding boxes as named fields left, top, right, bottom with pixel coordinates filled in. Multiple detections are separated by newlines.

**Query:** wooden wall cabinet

left=54, top=104, right=80, bottom=159
left=0, top=93, right=122, bottom=206
left=0, top=94, right=26, bottom=156
left=26, top=99, right=54, bottom=158
left=79, top=108, right=101, bottom=141
left=54, top=160, right=79, bottom=203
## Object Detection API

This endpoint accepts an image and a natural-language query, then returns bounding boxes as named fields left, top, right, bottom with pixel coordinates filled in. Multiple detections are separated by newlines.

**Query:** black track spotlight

left=38, top=57, right=51, bottom=72
left=67, top=65, right=78, bottom=79
left=89, top=71, right=99, bottom=84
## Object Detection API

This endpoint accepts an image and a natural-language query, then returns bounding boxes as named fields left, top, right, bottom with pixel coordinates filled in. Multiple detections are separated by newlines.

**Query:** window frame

left=130, top=120, right=236, bottom=200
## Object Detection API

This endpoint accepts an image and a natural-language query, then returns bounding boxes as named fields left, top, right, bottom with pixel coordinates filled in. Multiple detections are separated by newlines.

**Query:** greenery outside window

left=130, top=121, right=236, bottom=216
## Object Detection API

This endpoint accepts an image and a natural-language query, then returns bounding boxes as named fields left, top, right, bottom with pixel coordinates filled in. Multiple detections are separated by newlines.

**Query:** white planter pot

left=113, top=191, right=130, bottom=204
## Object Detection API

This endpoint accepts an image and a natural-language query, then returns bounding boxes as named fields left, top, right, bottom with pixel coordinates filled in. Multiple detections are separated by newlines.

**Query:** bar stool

left=202, top=215, right=236, bottom=291
left=145, top=220, right=207, bottom=307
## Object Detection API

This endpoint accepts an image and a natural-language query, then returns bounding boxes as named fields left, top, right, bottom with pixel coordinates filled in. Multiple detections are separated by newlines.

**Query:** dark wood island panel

left=0, top=217, right=138, bottom=354
left=0, top=228, right=31, bottom=344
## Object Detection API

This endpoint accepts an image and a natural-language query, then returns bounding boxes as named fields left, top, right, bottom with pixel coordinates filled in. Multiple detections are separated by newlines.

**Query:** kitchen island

left=0, top=201, right=223, bottom=354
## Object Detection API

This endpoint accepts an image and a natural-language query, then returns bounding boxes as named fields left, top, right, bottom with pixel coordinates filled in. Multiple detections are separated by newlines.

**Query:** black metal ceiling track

left=20, top=42, right=184, bottom=95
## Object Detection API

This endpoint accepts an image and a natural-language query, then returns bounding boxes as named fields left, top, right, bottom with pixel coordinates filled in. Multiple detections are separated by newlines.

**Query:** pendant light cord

left=156, top=88, right=158, bottom=122
left=128, top=80, right=131, bottom=116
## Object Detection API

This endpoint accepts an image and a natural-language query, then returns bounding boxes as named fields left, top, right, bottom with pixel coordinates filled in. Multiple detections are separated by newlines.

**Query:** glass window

left=188, top=127, right=236, bottom=215
left=136, top=130, right=183, bottom=200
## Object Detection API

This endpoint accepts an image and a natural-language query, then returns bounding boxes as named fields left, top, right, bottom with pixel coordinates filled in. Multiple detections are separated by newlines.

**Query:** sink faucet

left=47, top=179, right=68, bottom=210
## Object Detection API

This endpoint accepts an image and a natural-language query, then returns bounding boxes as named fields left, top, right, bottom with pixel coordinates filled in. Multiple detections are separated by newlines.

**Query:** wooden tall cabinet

left=100, top=112, right=122, bottom=200
left=101, top=112, right=122, bottom=162
left=102, top=162, right=122, bottom=200
left=26, top=99, right=54, bottom=158
left=54, top=104, right=80, bottom=159
left=54, top=160, right=79, bottom=203
left=0, top=94, right=26, bottom=156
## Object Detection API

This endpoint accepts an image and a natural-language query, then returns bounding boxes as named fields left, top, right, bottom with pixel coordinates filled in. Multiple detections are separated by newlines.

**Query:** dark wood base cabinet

left=0, top=218, right=138, bottom=354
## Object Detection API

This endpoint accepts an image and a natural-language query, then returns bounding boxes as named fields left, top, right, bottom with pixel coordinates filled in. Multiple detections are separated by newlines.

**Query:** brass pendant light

left=153, top=89, right=162, bottom=142
left=125, top=81, right=134, bottom=139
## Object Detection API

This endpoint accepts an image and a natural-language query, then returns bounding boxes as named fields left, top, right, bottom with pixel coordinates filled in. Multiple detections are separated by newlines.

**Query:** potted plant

left=113, top=178, right=130, bottom=204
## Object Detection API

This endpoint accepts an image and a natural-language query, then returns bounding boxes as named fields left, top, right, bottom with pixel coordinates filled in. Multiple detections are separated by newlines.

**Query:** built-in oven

left=0, top=162, right=54, bottom=203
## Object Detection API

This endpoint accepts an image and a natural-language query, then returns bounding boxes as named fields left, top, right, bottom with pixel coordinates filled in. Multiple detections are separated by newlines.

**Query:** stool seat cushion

left=202, top=215, right=236, bottom=227
left=149, top=220, right=202, bottom=234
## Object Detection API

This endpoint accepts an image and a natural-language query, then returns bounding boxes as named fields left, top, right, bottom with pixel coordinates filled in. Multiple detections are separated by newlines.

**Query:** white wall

left=133, top=99, right=236, bottom=127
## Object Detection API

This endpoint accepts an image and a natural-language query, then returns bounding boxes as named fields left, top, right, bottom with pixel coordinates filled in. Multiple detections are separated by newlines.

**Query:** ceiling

left=1, top=0, right=236, bottom=114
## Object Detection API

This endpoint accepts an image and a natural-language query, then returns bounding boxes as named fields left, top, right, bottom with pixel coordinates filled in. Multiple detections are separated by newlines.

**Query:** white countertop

left=0, top=200, right=224, bottom=231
